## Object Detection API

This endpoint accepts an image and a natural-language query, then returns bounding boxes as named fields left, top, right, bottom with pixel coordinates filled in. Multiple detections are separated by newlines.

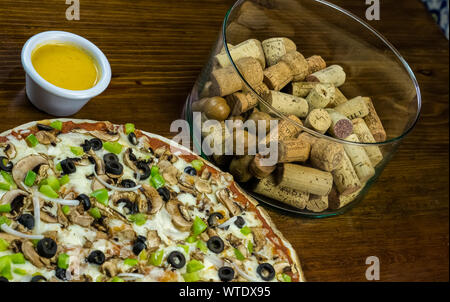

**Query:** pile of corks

left=193, top=37, right=387, bottom=213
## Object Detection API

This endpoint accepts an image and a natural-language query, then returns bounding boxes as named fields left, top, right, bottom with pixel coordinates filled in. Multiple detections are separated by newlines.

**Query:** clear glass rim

left=222, top=0, right=422, bottom=147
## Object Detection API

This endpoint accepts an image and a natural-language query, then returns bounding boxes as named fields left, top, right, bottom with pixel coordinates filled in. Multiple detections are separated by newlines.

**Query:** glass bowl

left=184, top=0, right=421, bottom=217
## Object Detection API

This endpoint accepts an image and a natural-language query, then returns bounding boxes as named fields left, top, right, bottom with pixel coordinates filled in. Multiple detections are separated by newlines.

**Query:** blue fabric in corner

left=421, top=0, right=449, bottom=39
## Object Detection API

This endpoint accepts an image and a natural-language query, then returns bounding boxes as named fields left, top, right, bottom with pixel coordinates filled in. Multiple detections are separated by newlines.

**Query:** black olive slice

left=120, top=179, right=137, bottom=188
left=105, top=160, right=123, bottom=175
left=207, top=236, right=224, bottom=254
left=81, top=140, right=92, bottom=152
left=132, top=240, right=146, bottom=256
left=18, top=213, right=35, bottom=230
left=218, top=266, right=235, bottom=282
left=184, top=166, right=197, bottom=176
left=55, top=267, right=67, bottom=281
left=167, top=251, right=186, bottom=269
left=30, top=275, right=46, bottom=282
left=128, top=132, right=138, bottom=145
left=0, top=276, right=9, bottom=282
left=136, top=235, right=147, bottom=243
left=134, top=161, right=151, bottom=180
left=207, top=212, right=224, bottom=227
left=76, top=194, right=91, bottom=211
left=0, top=156, right=13, bottom=172
left=117, top=198, right=138, bottom=214
left=257, top=263, right=275, bottom=281
left=89, top=138, right=103, bottom=151
left=36, top=238, right=57, bottom=259
left=60, top=159, right=76, bottom=175
left=36, top=124, right=54, bottom=131
left=234, top=216, right=245, bottom=228
left=103, top=153, right=119, bottom=164
left=87, top=250, right=105, bottom=265
left=157, top=187, right=170, bottom=202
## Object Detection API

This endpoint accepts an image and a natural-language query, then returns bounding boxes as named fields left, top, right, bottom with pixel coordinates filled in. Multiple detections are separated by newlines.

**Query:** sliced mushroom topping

left=0, top=232, right=21, bottom=242
left=273, top=262, right=291, bottom=274
left=101, top=260, right=119, bottom=277
left=35, top=164, right=50, bottom=185
left=251, top=227, right=267, bottom=252
left=34, top=131, right=58, bottom=145
left=226, top=233, right=242, bottom=248
left=40, top=210, right=58, bottom=223
left=154, top=146, right=167, bottom=158
left=1, top=189, right=30, bottom=217
left=104, top=218, right=136, bottom=242
left=146, top=230, right=161, bottom=253
left=96, top=202, right=128, bottom=223
left=165, top=199, right=192, bottom=232
left=22, top=240, right=46, bottom=268
left=178, top=174, right=197, bottom=195
left=216, top=188, right=242, bottom=217
left=91, top=124, right=120, bottom=142
left=12, top=155, right=48, bottom=190
left=72, top=155, right=91, bottom=166
left=0, top=142, right=16, bottom=159
left=91, top=174, right=112, bottom=191
left=200, top=168, right=211, bottom=180
left=67, top=210, right=94, bottom=227
left=56, top=204, right=69, bottom=227
left=88, top=150, right=105, bottom=175
left=123, top=148, right=138, bottom=171
left=195, top=178, right=212, bottom=194
left=138, top=184, right=163, bottom=214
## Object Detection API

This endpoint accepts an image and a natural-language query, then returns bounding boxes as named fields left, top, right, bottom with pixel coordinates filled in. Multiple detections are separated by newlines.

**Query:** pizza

left=0, top=119, right=303, bottom=282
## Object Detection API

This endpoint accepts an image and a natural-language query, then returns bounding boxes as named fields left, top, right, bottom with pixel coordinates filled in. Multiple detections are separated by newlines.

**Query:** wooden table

left=0, top=0, right=448, bottom=281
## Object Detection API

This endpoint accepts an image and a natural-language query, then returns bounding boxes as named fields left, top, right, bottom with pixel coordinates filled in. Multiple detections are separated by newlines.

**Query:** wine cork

left=304, top=109, right=332, bottom=134
left=214, top=39, right=266, bottom=69
left=278, top=138, right=311, bottom=163
left=262, top=115, right=303, bottom=145
left=306, top=83, right=336, bottom=109
left=241, top=82, right=270, bottom=107
left=261, top=91, right=309, bottom=118
left=229, top=155, right=254, bottom=183
left=280, top=51, right=309, bottom=81
left=263, top=61, right=293, bottom=91
left=210, top=57, right=264, bottom=97
left=331, top=152, right=361, bottom=195
left=362, top=97, right=387, bottom=142
left=306, top=55, right=326, bottom=74
left=226, top=92, right=258, bottom=116
left=276, top=163, right=333, bottom=196
left=328, top=185, right=364, bottom=210
left=262, top=37, right=297, bottom=66
left=226, top=22, right=253, bottom=45
left=192, top=98, right=208, bottom=113
left=288, top=82, right=319, bottom=98
left=232, top=129, right=257, bottom=155
left=253, top=174, right=309, bottom=209
left=202, top=121, right=230, bottom=154
left=297, top=132, right=318, bottom=145
left=309, top=138, right=344, bottom=172
left=202, top=97, right=231, bottom=121
left=200, top=81, right=213, bottom=98
left=249, top=154, right=276, bottom=179
left=236, top=1, right=268, bottom=31
left=334, top=96, right=370, bottom=119
left=306, top=194, right=329, bottom=213
left=327, top=87, right=348, bottom=108
left=326, top=109, right=353, bottom=139
left=247, top=111, right=274, bottom=132
left=352, top=118, right=383, bottom=166
left=306, top=65, right=346, bottom=87
left=343, top=134, right=375, bottom=183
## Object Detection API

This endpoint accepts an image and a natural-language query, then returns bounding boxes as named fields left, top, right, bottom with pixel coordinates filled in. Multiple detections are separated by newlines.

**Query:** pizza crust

left=1, top=118, right=304, bottom=282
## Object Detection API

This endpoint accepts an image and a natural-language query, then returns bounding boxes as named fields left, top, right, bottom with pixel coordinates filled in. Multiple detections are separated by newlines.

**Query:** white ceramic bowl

left=21, top=31, right=111, bottom=116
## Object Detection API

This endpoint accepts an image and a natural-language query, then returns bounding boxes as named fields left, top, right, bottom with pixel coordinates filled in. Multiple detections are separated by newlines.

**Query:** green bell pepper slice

left=0, top=238, right=9, bottom=251
left=0, top=204, right=11, bottom=213
left=59, top=175, right=70, bottom=186
left=186, top=259, right=204, bottom=273
left=57, top=253, right=70, bottom=269
left=129, top=213, right=147, bottom=226
left=124, top=258, right=139, bottom=267
left=182, top=271, right=200, bottom=282
left=0, top=171, right=16, bottom=189
left=24, top=170, right=37, bottom=187
left=191, top=159, right=204, bottom=171
left=240, top=226, right=251, bottom=236
left=25, top=134, right=39, bottom=147
left=149, top=250, right=164, bottom=266
left=125, top=123, right=135, bottom=135
left=70, top=146, right=84, bottom=156
left=89, top=207, right=102, bottom=219
left=90, top=188, right=108, bottom=205
left=103, top=142, right=123, bottom=154
left=191, top=216, right=207, bottom=236
left=50, top=120, right=63, bottom=131
left=39, top=185, right=59, bottom=199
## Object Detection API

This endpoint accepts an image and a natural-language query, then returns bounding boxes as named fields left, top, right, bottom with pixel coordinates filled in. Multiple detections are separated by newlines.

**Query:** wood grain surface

left=0, top=0, right=448, bottom=281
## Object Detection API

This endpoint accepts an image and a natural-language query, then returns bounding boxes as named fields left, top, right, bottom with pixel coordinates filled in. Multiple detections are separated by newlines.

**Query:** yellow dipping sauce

left=31, top=42, right=99, bottom=90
